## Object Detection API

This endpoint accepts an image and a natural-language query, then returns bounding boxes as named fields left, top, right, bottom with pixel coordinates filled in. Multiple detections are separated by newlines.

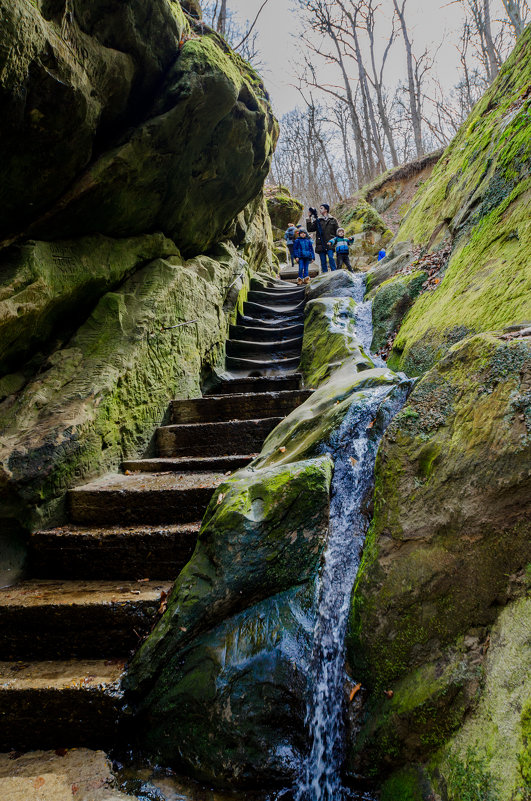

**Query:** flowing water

left=294, top=273, right=411, bottom=801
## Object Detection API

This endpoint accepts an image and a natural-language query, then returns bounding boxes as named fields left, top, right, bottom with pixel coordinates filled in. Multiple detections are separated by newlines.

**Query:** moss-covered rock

left=430, top=597, right=531, bottom=801
left=265, top=186, right=303, bottom=231
left=0, top=234, right=178, bottom=373
left=125, top=456, right=333, bottom=783
left=346, top=331, right=531, bottom=777
left=0, top=242, right=253, bottom=531
left=370, top=270, right=428, bottom=352
left=388, top=26, right=531, bottom=374
left=253, top=366, right=404, bottom=472
left=0, top=1, right=277, bottom=256
left=299, top=296, right=374, bottom=387
left=0, top=0, right=189, bottom=236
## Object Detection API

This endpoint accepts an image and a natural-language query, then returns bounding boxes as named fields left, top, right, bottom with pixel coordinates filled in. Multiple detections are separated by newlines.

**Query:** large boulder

left=0, top=1, right=277, bottom=256
left=125, top=456, right=334, bottom=786
left=386, top=25, right=531, bottom=375
left=346, top=331, right=531, bottom=786
left=265, top=185, right=303, bottom=232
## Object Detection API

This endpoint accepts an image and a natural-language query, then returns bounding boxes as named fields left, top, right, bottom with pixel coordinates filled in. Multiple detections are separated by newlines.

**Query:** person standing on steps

left=307, top=204, right=339, bottom=273
left=293, top=228, right=315, bottom=285
left=284, top=222, right=297, bottom=268
left=328, top=228, right=355, bottom=272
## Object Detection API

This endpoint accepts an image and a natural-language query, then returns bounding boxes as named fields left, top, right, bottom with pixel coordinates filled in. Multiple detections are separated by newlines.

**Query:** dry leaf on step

left=279, top=446, right=286, bottom=453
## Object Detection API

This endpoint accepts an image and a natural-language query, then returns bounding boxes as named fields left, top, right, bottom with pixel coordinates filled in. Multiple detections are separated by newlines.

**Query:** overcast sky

left=226, top=0, right=509, bottom=116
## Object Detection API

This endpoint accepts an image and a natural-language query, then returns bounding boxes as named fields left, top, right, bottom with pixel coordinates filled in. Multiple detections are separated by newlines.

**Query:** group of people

left=284, top=204, right=354, bottom=285
left=284, top=203, right=386, bottom=284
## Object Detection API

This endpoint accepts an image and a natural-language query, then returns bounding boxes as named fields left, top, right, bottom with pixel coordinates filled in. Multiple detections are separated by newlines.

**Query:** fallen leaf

left=217, top=493, right=225, bottom=504
left=349, top=457, right=357, bottom=466
left=367, top=421, right=375, bottom=429
left=225, top=471, right=232, bottom=476
left=349, top=682, right=362, bottom=702
left=384, top=689, right=394, bottom=699
left=180, top=626, right=188, bottom=632
left=279, top=446, right=286, bottom=453
left=34, top=778, right=45, bottom=790
left=124, top=470, right=132, bottom=475
left=72, top=784, right=80, bottom=795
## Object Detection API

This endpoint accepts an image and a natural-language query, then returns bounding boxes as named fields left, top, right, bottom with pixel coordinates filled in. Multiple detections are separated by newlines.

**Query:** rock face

left=125, top=456, right=334, bottom=786
left=0, top=1, right=277, bottom=255
left=387, top=25, right=531, bottom=375
left=369, top=270, right=427, bottom=353
left=346, top=332, right=531, bottom=792
left=0, top=0, right=278, bottom=581
left=265, top=185, right=304, bottom=233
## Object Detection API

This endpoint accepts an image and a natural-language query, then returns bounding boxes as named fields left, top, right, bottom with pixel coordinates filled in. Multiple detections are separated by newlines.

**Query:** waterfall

left=295, top=274, right=411, bottom=801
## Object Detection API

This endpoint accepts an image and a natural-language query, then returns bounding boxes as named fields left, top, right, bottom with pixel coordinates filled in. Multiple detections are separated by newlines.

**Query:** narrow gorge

left=0, top=2, right=530, bottom=800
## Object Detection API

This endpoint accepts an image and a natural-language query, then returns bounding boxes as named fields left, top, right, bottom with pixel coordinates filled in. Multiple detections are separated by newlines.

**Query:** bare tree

left=393, top=0, right=424, bottom=156
left=501, top=0, right=531, bottom=36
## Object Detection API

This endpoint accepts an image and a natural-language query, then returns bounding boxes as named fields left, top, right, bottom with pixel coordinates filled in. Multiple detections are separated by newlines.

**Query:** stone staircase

left=0, top=276, right=311, bottom=751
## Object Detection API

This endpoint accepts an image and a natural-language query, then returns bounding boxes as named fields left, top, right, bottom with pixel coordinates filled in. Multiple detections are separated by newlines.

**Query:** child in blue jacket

left=292, top=229, right=315, bottom=284
left=328, top=227, right=355, bottom=272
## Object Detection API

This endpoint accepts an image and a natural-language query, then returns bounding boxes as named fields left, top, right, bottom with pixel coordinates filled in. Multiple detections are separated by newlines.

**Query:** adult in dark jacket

left=306, top=203, right=339, bottom=273
left=292, top=228, right=315, bottom=284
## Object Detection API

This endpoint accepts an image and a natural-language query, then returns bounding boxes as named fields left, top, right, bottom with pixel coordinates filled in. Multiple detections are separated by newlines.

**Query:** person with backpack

left=284, top=223, right=297, bottom=267
left=328, top=227, right=355, bottom=272
left=292, top=228, right=315, bottom=285
left=306, top=203, right=339, bottom=273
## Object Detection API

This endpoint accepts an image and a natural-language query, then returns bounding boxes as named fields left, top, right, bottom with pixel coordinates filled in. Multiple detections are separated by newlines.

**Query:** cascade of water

left=294, top=274, right=411, bottom=801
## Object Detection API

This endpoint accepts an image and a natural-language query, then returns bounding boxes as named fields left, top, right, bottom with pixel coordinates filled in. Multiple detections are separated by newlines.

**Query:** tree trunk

left=393, top=0, right=424, bottom=156
left=482, top=0, right=500, bottom=80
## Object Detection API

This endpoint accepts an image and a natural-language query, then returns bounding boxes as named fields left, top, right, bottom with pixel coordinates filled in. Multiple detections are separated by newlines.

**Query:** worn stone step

left=226, top=354, right=301, bottom=373
left=123, top=454, right=251, bottom=471
left=250, top=277, right=305, bottom=292
left=237, top=312, right=303, bottom=328
left=207, top=374, right=302, bottom=395
left=229, top=323, right=304, bottom=341
left=242, top=300, right=305, bottom=319
left=70, top=472, right=224, bottom=524
left=157, top=418, right=282, bottom=458
left=0, top=659, right=125, bottom=750
left=280, top=266, right=319, bottom=279
left=168, top=390, right=312, bottom=424
left=0, top=580, right=171, bottom=660
left=30, top=522, right=200, bottom=580
left=247, top=290, right=305, bottom=306
left=226, top=337, right=302, bottom=358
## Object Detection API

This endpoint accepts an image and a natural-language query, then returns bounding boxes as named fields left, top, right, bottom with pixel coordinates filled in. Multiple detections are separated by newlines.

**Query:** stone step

left=237, top=312, right=304, bottom=328
left=242, top=300, right=305, bottom=319
left=123, top=454, right=251, bottom=471
left=247, top=290, right=305, bottom=305
left=0, top=579, right=171, bottom=660
left=0, top=659, right=125, bottom=750
left=157, top=419, right=282, bottom=458
left=69, top=472, right=224, bottom=524
left=226, top=337, right=302, bottom=358
left=280, top=266, right=319, bottom=279
left=249, top=283, right=306, bottom=298
left=207, top=374, right=303, bottom=395
left=229, top=323, right=304, bottom=341
left=225, top=354, right=301, bottom=373
left=30, top=522, right=200, bottom=580
left=168, top=390, right=312, bottom=424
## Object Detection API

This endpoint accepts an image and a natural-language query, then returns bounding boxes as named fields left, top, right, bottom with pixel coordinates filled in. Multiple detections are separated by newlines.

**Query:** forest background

left=202, top=0, right=530, bottom=208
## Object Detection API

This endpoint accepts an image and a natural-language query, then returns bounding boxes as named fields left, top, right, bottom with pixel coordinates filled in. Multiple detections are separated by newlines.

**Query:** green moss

left=388, top=27, right=531, bottom=374
left=299, top=296, right=374, bottom=387
left=380, top=767, right=425, bottom=801
left=370, top=270, right=428, bottom=352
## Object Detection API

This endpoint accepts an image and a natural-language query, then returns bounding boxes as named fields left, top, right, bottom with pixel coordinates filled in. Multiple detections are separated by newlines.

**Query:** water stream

left=294, top=274, right=411, bottom=801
